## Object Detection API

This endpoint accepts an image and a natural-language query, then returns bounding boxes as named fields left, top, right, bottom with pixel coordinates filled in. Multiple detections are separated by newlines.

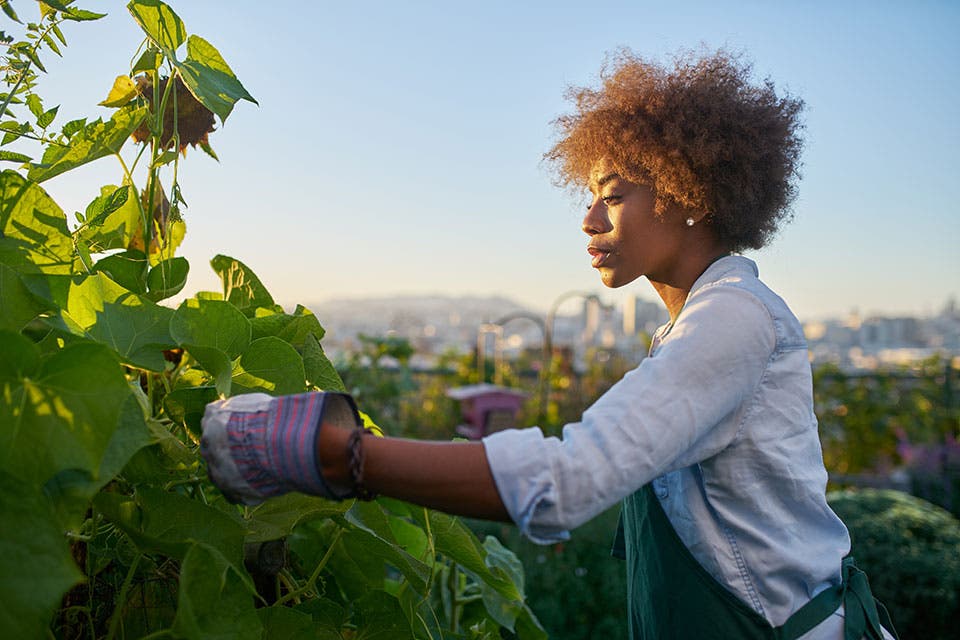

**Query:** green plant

left=0, top=2, right=544, bottom=638
left=815, top=358, right=959, bottom=475
left=827, top=488, right=960, bottom=640
left=469, top=507, right=628, bottom=640
left=339, top=334, right=419, bottom=436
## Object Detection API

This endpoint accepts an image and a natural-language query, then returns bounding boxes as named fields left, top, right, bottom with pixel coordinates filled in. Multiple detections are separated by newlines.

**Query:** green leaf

left=477, top=536, right=526, bottom=631
left=146, top=255, right=188, bottom=301
left=163, top=386, right=217, bottom=438
left=2, top=122, right=33, bottom=146
left=27, top=105, right=148, bottom=182
left=121, top=417, right=199, bottom=484
left=18, top=41, right=47, bottom=72
left=514, top=605, right=548, bottom=640
left=409, top=510, right=523, bottom=603
left=79, top=184, right=141, bottom=252
left=46, top=273, right=177, bottom=371
left=303, top=332, right=346, bottom=392
left=171, top=297, right=251, bottom=395
left=57, top=3, right=105, bottom=22
left=386, top=511, right=429, bottom=561
left=25, top=93, right=43, bottom=120
left=44, top=393, right=151, bottom=530
left=199, top=139, right=218, bottom=161
left=210, top=254, right=274, bottom=313
left=152, top=149, right=179, bottom=167
left=244, top=493, right=348, bottom=544
left=96, top=487, right=245, bottom=566
left=353, top=590, right=415, bottom=640
left=0, top=150, right=31, bottom=162
left=1, top=1, right=22, bottom=23
left=0, top=329, right=39, bottom=379
left=0, top=263, right=49, bottom=331
left=175, top=34, right=257, bottom=123
left=0, top=340, right=131, bottom=489
left=51, top=22, right=66, bottom=45
left=231, top=336, right=307, bottom=396
left=257, top=607, right=316, bottom=640
left=289, top=519, right=376, bottom=599
left=483, top=536, right=525, bottom=595
left=126, top=0, right=186, bottom=55
left=342, top=501, right=432, bottom=593
left=172, top=543, right=262, bottom=640
left=171, top=297, right=251, bottom=359
left=91, top=250, right=148, bottom=294
left=38, top=105, right=57, bottom=128
left=292, top=597, right=346, bottom=637
left=0, top=170, right=75, bottom=273
left=61, top=116, right=85, bottom=138
left=185, top=343, right=233, bottom=396
left=278, top=304, right=327, bottom=343
left=131, top=45, right=162, bottom=74
left=39, top=0, right=67, bottom=16
left=98, top=74, right=138, bottom=108
left=0, top=472, right=83, bottom=640
left=41, top=31, right=61, bottom=56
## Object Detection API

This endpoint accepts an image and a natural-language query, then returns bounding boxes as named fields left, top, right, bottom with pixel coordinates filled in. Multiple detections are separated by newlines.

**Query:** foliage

left=338, top=334, right=418, bottom=436
left=469, top=507, right=628, bottom=640
left=827, top=488, right=960, bottom=640
left=0, top=2, right=544, bottom=638
left=815, top=358, right=959, bottom=474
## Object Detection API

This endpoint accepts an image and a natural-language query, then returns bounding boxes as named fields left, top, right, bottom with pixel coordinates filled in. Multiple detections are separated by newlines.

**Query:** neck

left=650, top=250, right=731, bottom=323
left=650, top=281, right=690, bottom=323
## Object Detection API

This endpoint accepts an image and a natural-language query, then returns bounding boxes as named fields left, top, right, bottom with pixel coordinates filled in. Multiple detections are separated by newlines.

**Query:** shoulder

left=681, top=256, right=806, bottom=351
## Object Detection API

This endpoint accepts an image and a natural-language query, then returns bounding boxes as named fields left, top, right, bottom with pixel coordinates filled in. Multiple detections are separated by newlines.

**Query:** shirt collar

left=688, top=254, right=759, bottom=297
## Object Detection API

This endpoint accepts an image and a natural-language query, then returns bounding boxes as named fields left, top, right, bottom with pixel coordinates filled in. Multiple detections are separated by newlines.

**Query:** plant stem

left=276, top=527, right=343, bottom=605
left=106, top=553, right=142, bottom=640
left=277, top=570, right=301, bottom=605
left=448, top=563, right=460, bottom=633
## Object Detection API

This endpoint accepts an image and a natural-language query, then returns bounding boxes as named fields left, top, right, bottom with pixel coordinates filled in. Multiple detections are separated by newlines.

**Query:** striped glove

left=200, top=391, right=362, bottom=505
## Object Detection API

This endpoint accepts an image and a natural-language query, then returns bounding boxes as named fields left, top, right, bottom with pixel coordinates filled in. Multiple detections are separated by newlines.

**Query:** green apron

left=611, top=484, right=899, bottom=640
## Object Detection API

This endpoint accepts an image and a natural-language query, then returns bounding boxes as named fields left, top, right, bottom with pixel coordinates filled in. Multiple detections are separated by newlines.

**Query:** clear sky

left=28, top=1, right=960, bottom=320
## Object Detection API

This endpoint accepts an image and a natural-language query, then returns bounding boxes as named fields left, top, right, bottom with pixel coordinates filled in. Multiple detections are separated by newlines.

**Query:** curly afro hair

left=545, top=49, right=804, bottom=251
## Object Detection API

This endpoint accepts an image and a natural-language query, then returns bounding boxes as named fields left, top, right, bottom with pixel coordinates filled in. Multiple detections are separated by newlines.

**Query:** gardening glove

left=200, top=391, right=362, bottom=505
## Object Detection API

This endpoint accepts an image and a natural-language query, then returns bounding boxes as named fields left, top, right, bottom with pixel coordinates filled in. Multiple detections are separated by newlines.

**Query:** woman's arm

left=318, top=426, right=511, bottom=522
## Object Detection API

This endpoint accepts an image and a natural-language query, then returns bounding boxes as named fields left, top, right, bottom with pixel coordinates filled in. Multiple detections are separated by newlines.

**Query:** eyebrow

left=589, top=172, right=620, bottom=193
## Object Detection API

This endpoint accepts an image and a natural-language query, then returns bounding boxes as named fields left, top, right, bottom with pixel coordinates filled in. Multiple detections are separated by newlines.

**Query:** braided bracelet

left=346, top=427, right=378, bottom=501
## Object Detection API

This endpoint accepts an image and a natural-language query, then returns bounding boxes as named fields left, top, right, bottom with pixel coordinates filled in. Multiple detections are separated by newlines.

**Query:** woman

left=201, top=50, right=898, bottom=639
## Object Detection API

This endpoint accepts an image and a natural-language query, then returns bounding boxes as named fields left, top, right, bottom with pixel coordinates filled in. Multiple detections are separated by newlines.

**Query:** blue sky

left=29, top=1, right=960, bottom=319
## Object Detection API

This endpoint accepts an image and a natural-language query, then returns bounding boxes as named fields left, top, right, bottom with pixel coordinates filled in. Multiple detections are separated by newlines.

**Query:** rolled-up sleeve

left=482, top=285, right=776, bottom=544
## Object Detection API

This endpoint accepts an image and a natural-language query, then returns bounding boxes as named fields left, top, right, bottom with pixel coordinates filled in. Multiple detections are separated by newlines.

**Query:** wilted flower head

left=131, top=74, right=215, bottom=152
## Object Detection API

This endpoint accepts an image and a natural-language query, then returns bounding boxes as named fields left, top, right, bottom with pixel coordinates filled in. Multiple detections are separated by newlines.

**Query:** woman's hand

left=200, top=391, right=360, bottom=505
left=201, top=391, right=511, bottom=523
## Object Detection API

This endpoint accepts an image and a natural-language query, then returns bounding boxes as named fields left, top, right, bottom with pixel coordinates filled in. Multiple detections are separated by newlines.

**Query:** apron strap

left=778, top=557, right=899, bottom=640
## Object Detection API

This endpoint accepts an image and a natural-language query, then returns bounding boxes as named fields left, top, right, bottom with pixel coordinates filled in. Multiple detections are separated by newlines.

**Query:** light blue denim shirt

left=483, top=256, right=864, bottom=637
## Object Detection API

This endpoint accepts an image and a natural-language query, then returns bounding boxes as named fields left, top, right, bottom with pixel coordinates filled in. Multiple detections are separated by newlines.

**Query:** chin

left=600, top=270, right=638, bottom=289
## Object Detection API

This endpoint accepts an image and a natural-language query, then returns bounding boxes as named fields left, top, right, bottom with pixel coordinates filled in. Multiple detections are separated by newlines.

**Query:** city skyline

left=25, top=1, right=960, bottom=319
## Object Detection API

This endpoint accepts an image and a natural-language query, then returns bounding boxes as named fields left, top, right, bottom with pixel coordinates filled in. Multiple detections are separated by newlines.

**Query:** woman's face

left=583, top=163, right=690, bottom=288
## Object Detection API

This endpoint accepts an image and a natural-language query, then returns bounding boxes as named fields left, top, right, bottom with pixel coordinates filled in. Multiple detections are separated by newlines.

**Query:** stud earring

left=685, top=217, right=695, bottom=227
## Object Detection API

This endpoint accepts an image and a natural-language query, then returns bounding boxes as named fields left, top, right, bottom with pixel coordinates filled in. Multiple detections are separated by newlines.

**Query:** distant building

left=305, top=293, right=957, bottom=374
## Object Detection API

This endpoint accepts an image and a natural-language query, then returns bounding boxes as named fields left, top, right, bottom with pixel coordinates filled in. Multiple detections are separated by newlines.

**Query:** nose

left=582, top=198, right=612, bottom=236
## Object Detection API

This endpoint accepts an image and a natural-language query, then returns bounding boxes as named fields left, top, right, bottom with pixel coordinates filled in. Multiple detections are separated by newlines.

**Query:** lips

left=587, top=245, right=612, bottom=268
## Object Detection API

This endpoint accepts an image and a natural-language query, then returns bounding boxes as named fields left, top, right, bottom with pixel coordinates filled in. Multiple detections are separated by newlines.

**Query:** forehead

left=588, top=159, right=620, bottom=191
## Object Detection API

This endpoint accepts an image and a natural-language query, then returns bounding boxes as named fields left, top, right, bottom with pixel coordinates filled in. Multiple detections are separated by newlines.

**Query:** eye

left=601, top=194, right=622, bottom=205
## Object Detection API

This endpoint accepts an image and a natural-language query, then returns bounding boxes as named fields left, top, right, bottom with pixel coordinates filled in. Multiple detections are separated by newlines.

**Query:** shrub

left=828, top=488, right=960, bottom=639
